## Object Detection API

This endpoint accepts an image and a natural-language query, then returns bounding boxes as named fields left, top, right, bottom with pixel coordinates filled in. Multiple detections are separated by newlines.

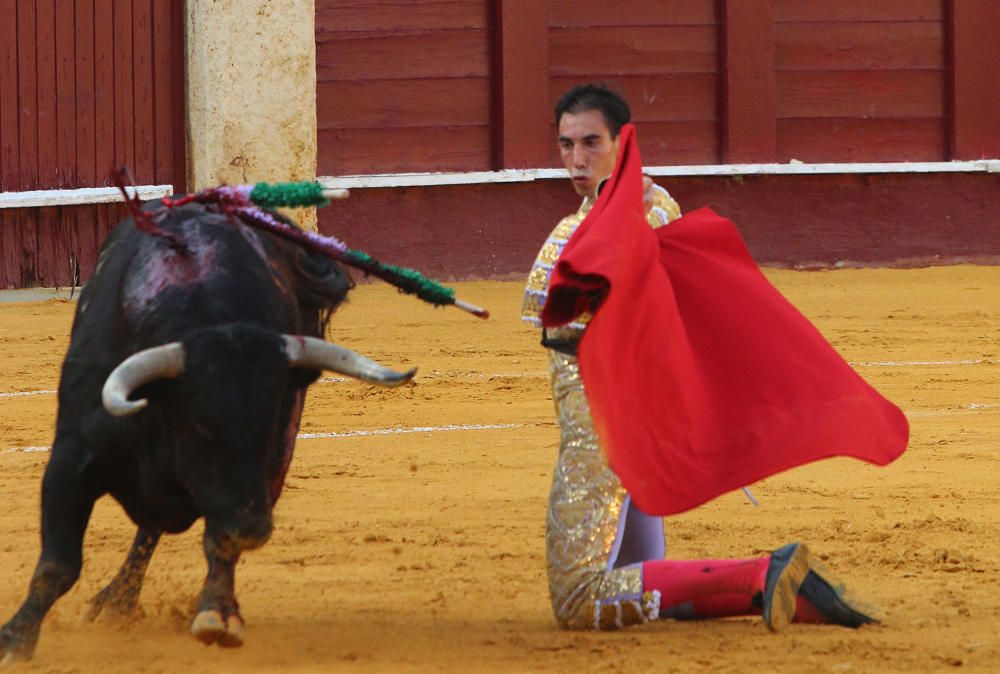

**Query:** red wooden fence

left=0, top=0, right=185, bottom=289
left=773, top=0, right=947, bottom=162
left=315, top=0, right=495, bottom=175
left=315, top=0, right=1000, bottom=280
left=316, top=0, right=1000, bottom=176
left=547, top=0, right=721, bottom=165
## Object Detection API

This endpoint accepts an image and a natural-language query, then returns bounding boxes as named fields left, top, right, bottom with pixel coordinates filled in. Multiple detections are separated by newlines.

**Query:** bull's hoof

left=0, top=651, right=24, bottom=667
left=85, top=583, right=144, bottom=623
left=191, top=610, right=244, bottom=648
left=0, top=626, right=36, bottom=666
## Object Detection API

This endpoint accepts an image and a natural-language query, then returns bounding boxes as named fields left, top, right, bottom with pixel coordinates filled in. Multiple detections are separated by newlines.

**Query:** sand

left=0, top=267, right=998, bottom=673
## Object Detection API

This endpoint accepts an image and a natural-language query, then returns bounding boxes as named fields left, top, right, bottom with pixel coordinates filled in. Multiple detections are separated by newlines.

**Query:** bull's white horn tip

left=383, top=367, right=417, bottom=387
left=104, top=395, right=148, bottom=417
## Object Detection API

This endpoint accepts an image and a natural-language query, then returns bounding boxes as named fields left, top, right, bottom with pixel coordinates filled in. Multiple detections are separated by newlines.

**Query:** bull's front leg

left=191, top=553, right=244, bottom=647
left=0, top=447, right=98, bottom=664
left=190, top=515, right=271, bottom=648
left=86, top=527, right=161, bottom=622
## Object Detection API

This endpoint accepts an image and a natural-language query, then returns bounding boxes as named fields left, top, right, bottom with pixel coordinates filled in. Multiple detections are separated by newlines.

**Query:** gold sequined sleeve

left=646, top=183, right=681, bottom=228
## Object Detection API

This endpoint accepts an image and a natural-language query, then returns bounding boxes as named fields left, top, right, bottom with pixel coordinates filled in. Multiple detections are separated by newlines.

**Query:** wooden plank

left=17, top=206, right=38, bottom=287
left=0, top=209, right=17, bottom=288
left=316, top=30, right=490, bottom=81
left=318, top=126, right=492, bottom=174
left=550, top=74, right=718, bottom=123
left=722, top=0, right=776, bottom=162
left=168, top=0, right=186, bottom=191
left=113, top=0, right=135, bottom=175
left=315, top=0, right=487, bottom=33
left=949, top=0, right=1000, bottom=159
left=96, top=203, right=118, bottom=253
left=151, top=0, right=173, bottom=185
left=35, top=0, right=58, bottom=187
left=55, top=0, right=78, bottom=186
left=94, top=0, right=115, bottom=185
left=76, top=0, right=97, bottom=186
left=774, top=0, right=943, bottom=23
left=16, top=1, right=37, bottom=189
left=146, top=0, right=185, bottom=191
left=61, top=205, right=81, bottom=289
left=74, top=204, right=99, bottom=282
left=775, top=21, right=944, bottom=71
left=0, top=0, right=19, bottom=190
left=0, top=185, right=172, bottom=208
left=777, top=118, right=945, bottom=162
left=776, top=70, right=943, bottom=118
left=132, top=0, right=155, bottom=183
left=53, top=207, right=76, bottom=287
left=496, top=0, right=548, bottom=168
left=549, top=0, right=718, bottom=28
left=549, top=25, right=718, bottom=76
left=318, top=78, right=491, bottom=129
left=35, top=207, right=60, bottom=286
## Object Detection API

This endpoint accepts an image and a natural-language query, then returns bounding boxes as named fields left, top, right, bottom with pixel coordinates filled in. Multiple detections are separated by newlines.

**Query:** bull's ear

left=102, top=343, right=185, bottom=416
left=282, top=336, right=416, bottom=387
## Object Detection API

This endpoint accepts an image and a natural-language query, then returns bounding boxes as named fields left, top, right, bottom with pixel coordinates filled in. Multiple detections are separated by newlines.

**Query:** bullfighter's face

left=558, top=108, right=620, bottom=199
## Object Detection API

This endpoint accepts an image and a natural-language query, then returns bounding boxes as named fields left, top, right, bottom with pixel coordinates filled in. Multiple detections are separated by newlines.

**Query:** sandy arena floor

left=0, top=267, right=998, bottom=673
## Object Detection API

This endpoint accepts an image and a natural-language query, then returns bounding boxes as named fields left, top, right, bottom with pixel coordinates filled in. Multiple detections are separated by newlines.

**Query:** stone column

left=186, top=0, right=318, bottom=229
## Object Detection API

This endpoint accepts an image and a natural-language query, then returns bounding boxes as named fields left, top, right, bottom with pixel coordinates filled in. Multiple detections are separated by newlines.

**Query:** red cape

left=541, top=124, right=909, bottom=516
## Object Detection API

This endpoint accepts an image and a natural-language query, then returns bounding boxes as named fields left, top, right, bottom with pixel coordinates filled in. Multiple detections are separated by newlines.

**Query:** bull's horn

left=102, top=343, right=185, bottom=416
left=282, top=336, right=415, bottom=387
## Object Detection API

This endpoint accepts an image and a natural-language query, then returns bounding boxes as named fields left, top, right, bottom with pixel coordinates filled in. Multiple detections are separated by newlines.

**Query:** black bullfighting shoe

left=762, top=542, right=811, bottom=632
left=799, top=559, right=882, bottom=628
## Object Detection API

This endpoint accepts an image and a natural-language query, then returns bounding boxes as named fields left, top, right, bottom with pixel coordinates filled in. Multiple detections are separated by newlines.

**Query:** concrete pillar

left=186, top=0, right=318, bottom=229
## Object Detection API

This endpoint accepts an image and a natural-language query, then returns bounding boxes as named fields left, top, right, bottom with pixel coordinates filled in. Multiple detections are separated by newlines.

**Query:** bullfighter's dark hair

left=555, top=83, right=631, bottom=139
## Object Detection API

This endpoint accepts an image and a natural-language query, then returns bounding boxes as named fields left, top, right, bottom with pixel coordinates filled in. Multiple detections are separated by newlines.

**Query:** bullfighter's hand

left=642, top=175, right=656, bottom=214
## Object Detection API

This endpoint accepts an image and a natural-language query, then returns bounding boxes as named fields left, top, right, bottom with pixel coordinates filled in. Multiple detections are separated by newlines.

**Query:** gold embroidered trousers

left=545, top=345, right=661, bottom=630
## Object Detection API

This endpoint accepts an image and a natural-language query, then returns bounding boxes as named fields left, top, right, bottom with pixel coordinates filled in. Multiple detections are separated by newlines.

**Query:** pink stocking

left=643, top=559, right=837, bottom=622
left=642, top=558, right=769, bottom=619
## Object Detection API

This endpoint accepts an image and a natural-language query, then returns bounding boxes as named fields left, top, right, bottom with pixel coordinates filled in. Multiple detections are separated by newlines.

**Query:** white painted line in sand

left=298, top=423, right=522, bottom=439
left=850, top=359, right=990, bottom=367
left=906, top=403, right=999, bottom=419
left=6, top=401, right=1000, bottom=453
left=5, top=358, right=994, bottom=400
left=4, top=423, right=525, bottom=453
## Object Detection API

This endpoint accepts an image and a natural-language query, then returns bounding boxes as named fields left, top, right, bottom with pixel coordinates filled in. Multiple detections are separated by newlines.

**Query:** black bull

left=0, top=200, right=414, bottom=662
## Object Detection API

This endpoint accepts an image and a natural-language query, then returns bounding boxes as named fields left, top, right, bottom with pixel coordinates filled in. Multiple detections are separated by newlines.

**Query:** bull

left=0, top=199, right=414, bottom=662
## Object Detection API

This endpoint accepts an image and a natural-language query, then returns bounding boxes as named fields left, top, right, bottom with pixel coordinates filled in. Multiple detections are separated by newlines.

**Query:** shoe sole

left=765, top=543, right=811, bottom=633
left=806, top=558, right=884, bottom=626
